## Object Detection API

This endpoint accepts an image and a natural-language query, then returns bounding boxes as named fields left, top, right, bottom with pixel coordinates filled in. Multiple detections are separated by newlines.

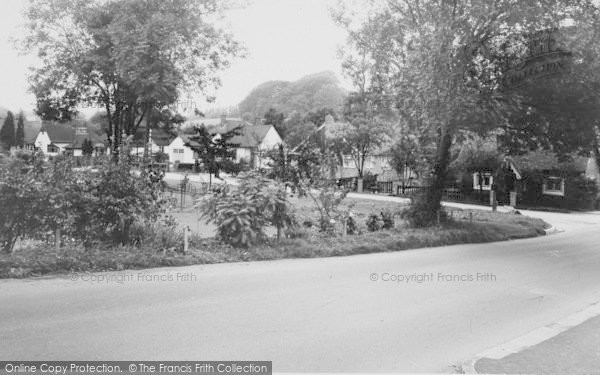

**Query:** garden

left=0, top=151, right=549, bottom=279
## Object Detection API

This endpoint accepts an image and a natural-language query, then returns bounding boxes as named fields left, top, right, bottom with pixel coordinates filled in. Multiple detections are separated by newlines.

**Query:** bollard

left=469, top=211, right=473, bottom=223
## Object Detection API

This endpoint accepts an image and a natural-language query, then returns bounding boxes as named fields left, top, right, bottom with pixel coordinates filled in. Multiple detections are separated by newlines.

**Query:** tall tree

left=0, top=111, right=16, bottom=150
left=20, top=0, right=243, bottom=161
left=15, top=112, right=25, bottom=148
left=327, top=93, right=392, bottom=192
left=263, top=108, right=286, bottom=138
left=334, top=0, right=600, bottom=226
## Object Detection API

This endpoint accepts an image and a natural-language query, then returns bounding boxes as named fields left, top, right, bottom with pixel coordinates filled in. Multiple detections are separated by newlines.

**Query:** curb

left=461, top=301, right=600, bottom=374
left=543, top=225, right=560, bottom=235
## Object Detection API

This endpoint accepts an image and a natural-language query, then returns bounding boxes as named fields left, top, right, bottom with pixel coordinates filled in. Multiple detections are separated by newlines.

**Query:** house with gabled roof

left=28, top=120, right=107, bottom=157
left=504, top=151, right=600, bottom=209
left=184, top=115, right=283, bottom=169
left=129, top=127, right=176, bottom=157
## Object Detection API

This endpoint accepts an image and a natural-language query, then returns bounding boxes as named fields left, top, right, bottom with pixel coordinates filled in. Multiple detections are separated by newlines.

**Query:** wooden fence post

left=183, top=226, right=190, bottom=254
left=55, top=228, right=61, bottom=250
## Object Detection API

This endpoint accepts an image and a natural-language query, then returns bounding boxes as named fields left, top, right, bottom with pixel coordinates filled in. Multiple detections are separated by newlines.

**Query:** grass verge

left=0, top=210, right=548, bottom=279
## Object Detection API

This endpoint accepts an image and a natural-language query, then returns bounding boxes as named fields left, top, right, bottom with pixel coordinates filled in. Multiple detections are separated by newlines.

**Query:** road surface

left=2, top=210, right=600, bottom=372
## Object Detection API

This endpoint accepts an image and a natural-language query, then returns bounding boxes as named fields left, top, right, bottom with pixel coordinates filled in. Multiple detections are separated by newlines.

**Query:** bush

left=0, top=156, right=166, bottom=252
left=0, top=157, right=47, bottom=252
left=346, top=216, right=357, bottom=235
left=380, top=209, right=395, bottom=229
left=366, top=214, right=381, bottom=232
left=198, top=172, right=294, bottom=247
left=129, top=215, right=182, bottom=252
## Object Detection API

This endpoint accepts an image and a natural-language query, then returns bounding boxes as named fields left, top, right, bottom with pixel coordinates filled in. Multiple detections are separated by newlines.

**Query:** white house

left=29, top=121, right=107, bottom=157
left=168, top=135, right=198, bottom=165
left=185, top=116, right=283, bottom=169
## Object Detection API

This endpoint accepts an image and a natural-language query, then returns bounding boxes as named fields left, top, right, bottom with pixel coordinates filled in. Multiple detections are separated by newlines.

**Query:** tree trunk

left=414, top=128, right=453, bottom=225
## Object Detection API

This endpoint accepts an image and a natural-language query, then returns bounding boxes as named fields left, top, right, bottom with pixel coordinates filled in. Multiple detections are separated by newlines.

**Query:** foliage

left=20, top=0, right=243, bottom=160
left=0, top=157, right=46, bottom=252
left=81, top=138, right=94, bottom=156
left=391, top=133, right=424, bottom=186
left=346, top=216, right=357, bottom=235
left=263, top=108, right=286, bottom=139
left=305, top=108, right=338, bottom=127
left=326, top=93, right=392, bottom=180
left=0, top=155, right=166, bottom=252
left=238, top=71, right=347, bottom=119
left=0, top=111, right=15, bottom=149
left=301, top=181, right=348, bottom=233
left=198, top=172, right=294, bottom=247
left=380, top=209, right=395, bottom=230
left=366, top=214, right=381, bottom=232
left=186, top=124, right=241, bottom=180
left=154, top=151, right=169, bottom=163
left=0, top=211, right=548, bottom=278
left=401, top=200, right=449, bottom=228
left=333, top=0, right=600, bottom=225
left=15, top=112, right=25, bottom=148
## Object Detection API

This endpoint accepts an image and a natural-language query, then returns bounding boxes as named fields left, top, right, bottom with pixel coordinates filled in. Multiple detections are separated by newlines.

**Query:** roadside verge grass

left=0, top=210, right=548, bottom=278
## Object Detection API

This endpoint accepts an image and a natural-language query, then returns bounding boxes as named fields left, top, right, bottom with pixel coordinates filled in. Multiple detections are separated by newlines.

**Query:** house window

left=542, top=176, right=565, bottom=196
left=47, top=144, right=59, bottom=153
left=473, top=172, right=493, bottom=191
left=343, top=155, right=354, bottom=168
left=173, top=148, right=184, bottom=154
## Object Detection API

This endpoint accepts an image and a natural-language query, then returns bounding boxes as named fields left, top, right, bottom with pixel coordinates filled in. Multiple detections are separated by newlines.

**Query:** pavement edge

left=461, top=301, right=600, bottom=374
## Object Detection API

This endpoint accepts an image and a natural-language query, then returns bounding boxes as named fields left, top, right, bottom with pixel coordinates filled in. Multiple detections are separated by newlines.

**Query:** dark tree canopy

left=82, top=138, right=94, bottom=156
left=15, top=112, right=25, bottom=148
left=20, top=0, right=243, bottom=160
left=186, top=125, right=241, bottom=181
left=263, top=108, right=286, bottom=139
left=333, top=0, right=600, bottom=225
left=238, top=71, right=347, bottom=119
left=0, top=111, right=16, bottom=149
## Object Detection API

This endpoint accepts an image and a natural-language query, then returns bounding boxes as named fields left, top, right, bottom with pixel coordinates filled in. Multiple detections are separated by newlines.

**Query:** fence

left=161, top=181, right=210, bottom=209
left=395, top=185, right=491, bottom=206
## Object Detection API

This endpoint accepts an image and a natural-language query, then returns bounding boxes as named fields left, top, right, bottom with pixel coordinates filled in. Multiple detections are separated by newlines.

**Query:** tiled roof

left=24, top=120, right=42, bottom=144
left=131, top=127, right=176, bottom=147
left=508, top=150, right=589, bottom=174
left=204, top=122, right=274, bottom=148
left=25, top=119, right=108, bottom=148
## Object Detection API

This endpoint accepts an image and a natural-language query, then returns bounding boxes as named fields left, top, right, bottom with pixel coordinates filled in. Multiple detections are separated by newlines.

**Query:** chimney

left=220, top=114, right=227, bottom=125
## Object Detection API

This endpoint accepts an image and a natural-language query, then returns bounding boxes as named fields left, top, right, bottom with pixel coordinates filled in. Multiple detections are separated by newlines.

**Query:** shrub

left=0, top=157, right=47, bottom=253
left=366, top=214, right=381, bottom=232
left=69, top=160, right=165, bottom=245
left=380, top=209, right=395, bottom=229
left=346, top=216, right=357, bottom=235
left=284, top=225, right=310, bottom=239
left=198, top=172, right=294, bottom=247
left=0, top=156, right=166, bottom=252
left=129, top=216, right=182, bottom=252
left=400, top=194, right=448, bottom=227
left=302, top=181, right=348, bottom=233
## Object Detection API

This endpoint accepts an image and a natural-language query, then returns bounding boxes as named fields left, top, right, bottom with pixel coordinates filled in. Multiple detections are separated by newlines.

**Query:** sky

left=0, top=0, right=353, bottom=117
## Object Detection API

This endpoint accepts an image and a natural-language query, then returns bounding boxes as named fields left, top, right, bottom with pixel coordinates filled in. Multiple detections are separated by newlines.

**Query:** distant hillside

left=238, top=71, right=347, bottom=118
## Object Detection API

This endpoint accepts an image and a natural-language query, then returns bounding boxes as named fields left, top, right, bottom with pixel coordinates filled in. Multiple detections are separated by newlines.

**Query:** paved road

left=2, top=210, right=600, bottom=372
